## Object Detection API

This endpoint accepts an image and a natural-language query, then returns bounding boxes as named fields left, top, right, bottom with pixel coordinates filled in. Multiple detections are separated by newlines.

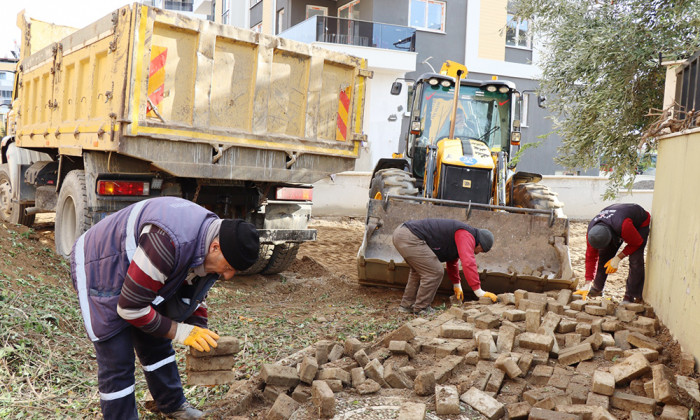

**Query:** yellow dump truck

left=1, top=4, right=370, bottom=273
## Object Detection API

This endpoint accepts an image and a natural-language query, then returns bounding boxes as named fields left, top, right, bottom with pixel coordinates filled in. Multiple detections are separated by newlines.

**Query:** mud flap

left=357, top=198, right=575, bottom=294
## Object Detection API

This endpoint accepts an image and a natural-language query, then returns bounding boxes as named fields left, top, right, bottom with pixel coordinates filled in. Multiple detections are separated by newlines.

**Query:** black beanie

left=219, top=219, right=260, bottom=271
left=588, top=224, right=612, bottom=249
left=477, top=228, right=494, bottom=252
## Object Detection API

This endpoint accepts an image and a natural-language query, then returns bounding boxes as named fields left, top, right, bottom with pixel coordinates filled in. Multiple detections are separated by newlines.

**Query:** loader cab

left=398, top=74, right=520, bottom=182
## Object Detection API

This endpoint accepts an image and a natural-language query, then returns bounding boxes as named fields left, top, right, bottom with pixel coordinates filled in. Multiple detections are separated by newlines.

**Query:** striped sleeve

left=117, top=224, right=176, bottom=337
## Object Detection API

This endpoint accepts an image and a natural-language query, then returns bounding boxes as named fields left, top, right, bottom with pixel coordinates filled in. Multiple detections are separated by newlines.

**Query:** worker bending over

left=574, top=203, right=650, bottom=304
left=70, top=197, right=259, bottom=420
left=392, top=218, right=496, bottom=315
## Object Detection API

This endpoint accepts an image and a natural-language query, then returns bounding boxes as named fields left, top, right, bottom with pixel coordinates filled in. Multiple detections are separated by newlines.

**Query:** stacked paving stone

left=256, top=290, right=700, bottom=419
left=186, top=337, right=241, bottom=386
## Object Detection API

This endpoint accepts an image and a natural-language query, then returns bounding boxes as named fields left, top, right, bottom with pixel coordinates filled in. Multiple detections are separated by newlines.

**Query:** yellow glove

left=573, top=282, right=591, bottom=301
left=174, top=324, right=220, bottom=352
left=453, top=284, right=464, bottom=302
left=483, top=291, right=497, bottom=303
left=604, top=256, right=621, bottom=274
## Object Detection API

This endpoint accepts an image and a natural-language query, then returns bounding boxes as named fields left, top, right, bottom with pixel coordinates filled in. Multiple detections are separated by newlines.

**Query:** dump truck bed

left=12, top=4, right=368, bottom=184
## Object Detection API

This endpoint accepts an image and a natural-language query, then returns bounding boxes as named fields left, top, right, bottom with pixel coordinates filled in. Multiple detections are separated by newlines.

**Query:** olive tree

left=511, top=0, right=700, bottom=196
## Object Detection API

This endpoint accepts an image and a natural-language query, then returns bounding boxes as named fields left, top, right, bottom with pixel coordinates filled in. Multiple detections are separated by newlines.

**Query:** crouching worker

left=574, top=203, right=650, bottom=304
left=392, top=218, right=495, bottom=315
left=70, top=197, right=259, bottom=420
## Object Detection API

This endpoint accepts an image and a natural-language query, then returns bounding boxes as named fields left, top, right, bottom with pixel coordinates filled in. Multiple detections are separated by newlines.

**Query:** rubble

left=228, top=291, right=697, bottom=419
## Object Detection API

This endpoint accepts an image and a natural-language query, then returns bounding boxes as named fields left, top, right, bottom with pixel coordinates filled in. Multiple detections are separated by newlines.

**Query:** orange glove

left=482, top=291, right=497, bottom=303
left=604, top=256, right=621, bottom=274
left=174, top=324, right=220, bottom=352
left=453, top=284, right=464, bottom=302
left=573, top=282, right=591, bottom=301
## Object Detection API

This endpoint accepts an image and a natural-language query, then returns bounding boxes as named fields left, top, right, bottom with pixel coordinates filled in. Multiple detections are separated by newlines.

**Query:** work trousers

left=94, top=326, right=185, bottom=420
left=392, top=224, right=444, bottom=311
left=593, top=225, right=649, bottom=301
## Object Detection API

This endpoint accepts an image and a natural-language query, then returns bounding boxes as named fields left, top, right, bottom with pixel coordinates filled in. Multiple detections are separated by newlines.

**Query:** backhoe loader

left=357, top=61, right=574, bottom=296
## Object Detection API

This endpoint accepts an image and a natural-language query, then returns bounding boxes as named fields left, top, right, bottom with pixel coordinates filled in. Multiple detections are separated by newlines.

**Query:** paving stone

left=400, top=365, right=417, bottom=379
left=533, top=394, right=571, bottom=410
left=592, top=370, right=615, bottom=396
left=298, top=357, right=318, bottom=385
left=604, top=347, right=623, bottom=361
left=506, top=401, right=531, bottom=420
left=548, top=367, right=572, bottom=390
left=380, top=323, right=417, bottom=346
left=629, top=411, right=654, bottom=420
left=627, top=331, right=663, bottom=351
left=558, top=342, right=594, bottom=366
left=514, top=289, right=528, bottom=306
left=659, top=405, right=690, bottom=420
left=624, top=303, right=645, bottom=313
left=576, top=323, right=592, bottom=337
left=531, top=350, right=550, bottom=365
left=343, top=338, right=363, bottom=357
left=328, top=344, right=344, bottom=362
left=261, top=364, right=300, bottom=388
left=610, top=353, right=650, bottom=385
left=350, top=367, right=365, bottom=387
left=538, top=312, right=562, bottom=335
left=478, top=332, right=493, bottom=360
left=526, top=309, right=541, bottom=333
left=383, top=362, right=413, bottom=389
left=190, top=336, right=240, bottom=357
left=601, top=320, right=621, bottom=332
left=428, top=355, right=464, bottom=383
left=575, top=360, right=598, bottom=376
left=564, top=333, right=582, bottom=348
left=316, top=367, right=350, bottom=386
left=439, top=322, right=474, bottom=339
left=186, top=354, right=235, bottom=372
left=564, top=309, right=580, bottom=318
left=547, top=301, right=564, bottom=315
left=652, top=364, right=679, bottom=404
left=644, top=380, right=654, bottom=398
left=495, top=354, right=522, bottom=378
left=363, top=359, right=388, bottom=388
left=263, top=385, right=288, bottom=404
left=397, top=402, right=426, bottom=420
left=631, top=317, right=657, bottom=335
left=630, top=378, right=647, bottom=396
left=517, top=353, right=534, bottom=375
left=523, top=387, right=563, bottom=405
left=356, top=378, right=381, bottom=394
left=291, top=384, right=311, bottom=403
left=503, top=309, right=526, bottom=322
left=591, top=318, right=604, bottom=335
left=679, top=352, right=696, bottom=375
left=676, top=375, right=700, bottom=403
left=353, top=349, right=370, bottom=367
left=587, top=392, right=610, bottom=410
left=623, top=348, right=659, bottom=362
left=613, top=329, right=632, bottom=350
left=566, top=379, right=591, bottom=404
left=465, top=350, right=479, bottom=365
left=388, top=340, right=416, bottom=358
left=497, top=325, right=516, bottom=353
left=585, top=305, right=607, bottom=316
left=266, top=393, right=300, bottom=420
left=486, top=367, right=506, bottom=393
left=520, top=299, right=548, bottom=316
left=531, top=365, right=554, bottom=385
left=435, top=385, right=461, bottom=415
left=311, top=380, right=335, bottom=418
left=460, top=387, right=505, bottom=419
left=518, top=332, right=554, bottom=352
left=555, top=404, right=597, bottom=419
left=557, top=289, right=572, bottom=306
left=321, top=379, right=342, bottom=392
left=414, top=371, right=435, bottom=396
left=529, top=407, right=579, bottom=419
left=570, top=300, right=587, bottom=311
left=499, top=377, right=528, bottom=398
left=610, top=391, right=656, bottom=413
left=592, top=407, right=617, bottom=420
left=557, top=319, right=578, bottom=334
left=497, top=293, right=516, bottom=305
left=616, top=308, right=637, bottom=323
left=475, top=314, right=501, bottom=329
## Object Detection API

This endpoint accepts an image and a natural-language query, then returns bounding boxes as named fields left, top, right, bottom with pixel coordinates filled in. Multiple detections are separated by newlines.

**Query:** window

left=506, top=2, right=531, bottom=49
left=164, top=0, right=193, bottom=12
left=409, top=0, right=445, bottom=32
left=0, top=73, right=6, bottom=80
left=250, top=0, right=262, bottom=6
left=339, top=0, right=360, bottom=19
left=251, top=22, right=262, bottom=32
left=306, top=5, right=328, bottom=19
left=1, top=90, right=12, bottom=98
left=276, top=8, right=284, bottom=34
left=222, top=0, right=230, bottom=24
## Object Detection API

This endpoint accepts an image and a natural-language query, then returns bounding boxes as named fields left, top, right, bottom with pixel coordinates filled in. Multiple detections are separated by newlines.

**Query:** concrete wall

left=311, top=173, right=654, bottom=219
left=645, top=129, right=700, bottom=361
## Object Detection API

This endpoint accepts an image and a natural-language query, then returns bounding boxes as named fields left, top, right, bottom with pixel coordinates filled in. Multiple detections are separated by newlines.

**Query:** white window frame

left=506, top=11, right=532, bottom=49
left=250, top=0, right=262, bottom=6
left=306, top=5, right=328, bottom=19
left=276, top=8, right=285, bottom=34
left=408, top=0, right=446, bottom=33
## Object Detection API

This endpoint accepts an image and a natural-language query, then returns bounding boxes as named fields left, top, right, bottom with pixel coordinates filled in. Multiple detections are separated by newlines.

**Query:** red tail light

left=275, top=187, right=312, bottom=201
left=97, top=180, right=150, bottom=196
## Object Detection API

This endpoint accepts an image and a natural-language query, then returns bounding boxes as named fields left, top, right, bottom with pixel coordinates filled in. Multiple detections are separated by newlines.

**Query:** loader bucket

left=357, top=197, right=575, bottom=295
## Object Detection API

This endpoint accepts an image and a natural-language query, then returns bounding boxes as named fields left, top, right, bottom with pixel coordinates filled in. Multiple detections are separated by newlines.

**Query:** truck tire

left=55, top=170, right=90, bottom=258
left=511, top=182, right=565, bottom=218
left=369, top=168, right=418, bottom=200
left=0, top=165, right=35, bottom=227
left=238, top=243, right=275, bottom=275
left=261, top=243, right=300, bottom=274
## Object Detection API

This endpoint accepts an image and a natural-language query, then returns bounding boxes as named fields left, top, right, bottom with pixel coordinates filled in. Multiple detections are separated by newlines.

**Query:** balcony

left=280, top=16, right=416, bottom=52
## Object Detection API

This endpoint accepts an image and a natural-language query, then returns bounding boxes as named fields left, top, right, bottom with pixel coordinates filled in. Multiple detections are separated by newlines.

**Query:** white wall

left=311, top=174, right=654, bottom=219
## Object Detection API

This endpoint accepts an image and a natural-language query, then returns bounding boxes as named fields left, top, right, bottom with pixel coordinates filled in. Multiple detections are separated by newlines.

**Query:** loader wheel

left=0, top=165, right=35, bottom=227
left=369, top=168, right=419, bottom=200
left=238, top=243, right=275, bottom=275
left=55, top=170, right=90, bottom=258
left=261, top=243, right=300, bottom=274
left=511, top=182, right=565, bottom=218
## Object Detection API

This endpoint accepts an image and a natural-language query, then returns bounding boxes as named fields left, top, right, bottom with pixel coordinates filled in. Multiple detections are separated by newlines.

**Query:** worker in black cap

left=392, top=218, right=496, bottom=316
left=574, top=203, right=650, bottom=304
left=70, top=197, right=259, bottom=420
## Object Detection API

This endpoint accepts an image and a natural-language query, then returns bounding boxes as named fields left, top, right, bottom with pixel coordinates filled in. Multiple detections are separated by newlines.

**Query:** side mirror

left=390, top=81, right=402, bottom=95
left=537, top=95, right=546, bottom=108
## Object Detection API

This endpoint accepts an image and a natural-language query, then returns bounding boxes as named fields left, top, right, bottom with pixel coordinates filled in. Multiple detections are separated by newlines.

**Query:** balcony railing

left=675, top=49, right=700, bottom=129
left=280, top=16, right=416, bottom=52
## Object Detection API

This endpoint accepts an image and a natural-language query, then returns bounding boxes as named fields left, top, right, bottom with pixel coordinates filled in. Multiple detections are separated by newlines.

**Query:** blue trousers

left=94, top=326, right=185, bottom=420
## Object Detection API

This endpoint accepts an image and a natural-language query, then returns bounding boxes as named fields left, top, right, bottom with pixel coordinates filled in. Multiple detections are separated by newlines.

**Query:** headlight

left=486, top=85, right=497, bottom=92
left=498, top=86, right=509, bottom=93
left=440, top=80, right=451, bottom=87
left=428, top=78, right=439, bottom=86
left=411, top=121, right=421, bottom=133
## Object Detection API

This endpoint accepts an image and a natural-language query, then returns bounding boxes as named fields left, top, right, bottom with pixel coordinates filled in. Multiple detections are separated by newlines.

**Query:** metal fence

left=675, top=49, right=700, bottom=128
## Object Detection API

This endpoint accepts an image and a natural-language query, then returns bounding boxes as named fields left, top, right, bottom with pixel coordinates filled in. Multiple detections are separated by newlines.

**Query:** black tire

left=0, top=164, right=35, bottom=226
left=261, top=243, right=300, bottom=274
left=238, top=243, right=275, bottom=275
left=511, top=182, right=565, bottom=218
left=369, top=168, right=419, bottom=200
left=55, top=170, right=90, bottom=258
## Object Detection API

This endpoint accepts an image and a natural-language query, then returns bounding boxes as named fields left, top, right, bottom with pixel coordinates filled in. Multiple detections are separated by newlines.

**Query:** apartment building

left=0, top=58, right=17, bottom=132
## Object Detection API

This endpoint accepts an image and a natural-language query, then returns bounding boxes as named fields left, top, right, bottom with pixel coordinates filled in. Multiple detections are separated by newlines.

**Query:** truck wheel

left=261, top=243, right=300, bottom=275
left=369, top=168, right=418, bottom=200
left=511, top=182, right=565, bottom=218
left=0, top=165, right=35, bottom=226
left=238, top=243, right=275, bottom=275
left=55, top=170, right=90, bottom=258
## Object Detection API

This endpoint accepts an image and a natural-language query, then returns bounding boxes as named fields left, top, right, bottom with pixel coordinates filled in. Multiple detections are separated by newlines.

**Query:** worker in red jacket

left=392, top=218, right=496, bottom=315
left=574, top=203, right=650, bottom=304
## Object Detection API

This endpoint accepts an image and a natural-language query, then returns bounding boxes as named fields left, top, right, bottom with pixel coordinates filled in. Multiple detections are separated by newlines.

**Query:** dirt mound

left=289, top=255, right=331, bottom=278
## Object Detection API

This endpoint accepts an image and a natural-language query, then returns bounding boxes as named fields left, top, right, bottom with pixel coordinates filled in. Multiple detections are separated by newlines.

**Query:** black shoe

left=398, top=305, right=413, bottom=313
left=165, top=402, right=204, bottom=419
left=413, top=306, right=437, bottom=316
left=588, top=286, right=602, bottom=298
